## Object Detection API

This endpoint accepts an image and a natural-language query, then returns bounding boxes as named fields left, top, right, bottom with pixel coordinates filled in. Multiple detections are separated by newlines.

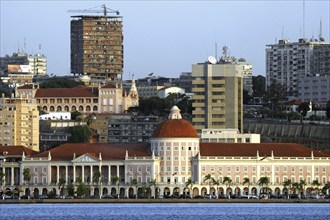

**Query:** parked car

left=193, top=195, right=204, bottom=199
left=204, top=194, right=216, bottom=199
left=102, top=194, right=114, bottom=199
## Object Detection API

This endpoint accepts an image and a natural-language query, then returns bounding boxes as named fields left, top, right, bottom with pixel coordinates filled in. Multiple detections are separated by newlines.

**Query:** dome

left=152, top=119, right=198, bottom=138
left=152, top=106, right=198, bottom=138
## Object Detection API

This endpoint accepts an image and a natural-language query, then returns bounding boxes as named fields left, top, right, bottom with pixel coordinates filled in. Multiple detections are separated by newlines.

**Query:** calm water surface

left=0, top=203, right=329, bottom=220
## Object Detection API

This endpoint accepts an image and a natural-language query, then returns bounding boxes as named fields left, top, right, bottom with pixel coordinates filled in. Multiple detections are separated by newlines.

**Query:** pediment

left=73, top=154, right=99, bottom=163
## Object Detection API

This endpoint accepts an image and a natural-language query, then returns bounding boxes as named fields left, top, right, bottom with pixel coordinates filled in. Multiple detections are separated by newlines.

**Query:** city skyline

left=1, top=0, right=329, bottom=80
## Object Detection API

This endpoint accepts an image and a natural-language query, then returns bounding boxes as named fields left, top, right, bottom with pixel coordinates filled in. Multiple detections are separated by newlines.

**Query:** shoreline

left=1, top=198, right=329, bottom=204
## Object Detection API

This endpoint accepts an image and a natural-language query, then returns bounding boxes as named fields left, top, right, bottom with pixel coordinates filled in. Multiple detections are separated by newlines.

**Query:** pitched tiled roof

left=35, top=87, right=98, bottom=98
left=33, top=143, right=150, bottom=161
left=153, top=119, right=199, bottom=138
left=17, top=84, right=33, bottom=89
left=200, top=143, right=329, bottom=157
left=0, top=145, right=37, bottom=156
left=102, top=84, right=116, bottom=89
left=285, top=100, right=302, bottom=105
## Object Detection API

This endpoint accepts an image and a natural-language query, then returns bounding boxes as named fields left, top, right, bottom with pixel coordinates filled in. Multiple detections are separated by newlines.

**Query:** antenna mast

left=303, top=0, right=305, bottom=38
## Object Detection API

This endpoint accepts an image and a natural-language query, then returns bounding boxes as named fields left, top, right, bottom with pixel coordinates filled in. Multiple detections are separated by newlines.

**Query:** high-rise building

left=0, top=96, right=39, bottom=151
left=266, top=38, right=330, bottom=98
left=70, top=14, right=123, bottom=81
left=192, top=60, right=243, bottom=134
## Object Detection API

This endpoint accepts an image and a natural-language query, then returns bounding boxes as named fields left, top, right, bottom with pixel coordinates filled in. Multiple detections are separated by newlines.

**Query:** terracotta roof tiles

left=33, top=143, right=151, bottom=161
left=0, top=145, right=37, bottom=156
left=35, top=87, right=98, bottom=98
left=153, top=119, right=199, bottom=138
left=200, top=143, right=329, bottom=157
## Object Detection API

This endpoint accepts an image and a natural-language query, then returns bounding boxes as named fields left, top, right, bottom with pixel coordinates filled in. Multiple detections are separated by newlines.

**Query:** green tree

left=258, top=176, right=270, bottom=195
left=252, top=75, right=266, bottom=98
left=185, top=178, right=194, bottom=198
left=242, top=177, right=251, bottom=195
left=243, top=89, right=252, bottom=104
left=71, top=111, right=82, bottom=121
left=203, top=174, right=212, bottom=197
left=322, top=181, right=330, bottom=195
left=130, top=178, right=138, bottom=199
left=66, top=182, right=75, bottom=196
left=76, top=181, right=89, bottom=198
left=0, top=170, right=5, bottom=199
left=39, top=78, right=84, bottom=88
left=212, top=178, right=220, bottom=199
left=68, top=125, right=91, bottom=143
left=264, top=80, right=287, bottom=111
left=222, top=177, right=232, bottom=198
left=176, top=95, right=192, bottom=114
left=93, top=171, right=101, bottom=184
left=312, top=179, right=321, bottom=195
left=299, top=179, right=307, bottom=198
left=297, top=102, right=310, bottom=118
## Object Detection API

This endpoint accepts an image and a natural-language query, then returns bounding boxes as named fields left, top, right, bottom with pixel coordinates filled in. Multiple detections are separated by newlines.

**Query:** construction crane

left=67, top=4, right=120, bottom=16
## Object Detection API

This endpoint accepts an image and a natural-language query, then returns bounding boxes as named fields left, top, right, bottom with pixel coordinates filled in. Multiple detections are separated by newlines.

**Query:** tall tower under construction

left=70, top=7, right=123, bottom=81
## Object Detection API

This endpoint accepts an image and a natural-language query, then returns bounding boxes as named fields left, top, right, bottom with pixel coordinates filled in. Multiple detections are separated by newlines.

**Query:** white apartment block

left=200, top=129, right=260, bottom=143
left=266, top=38, right=330, bottom=98
left=298, top=75, right=330, bottom=104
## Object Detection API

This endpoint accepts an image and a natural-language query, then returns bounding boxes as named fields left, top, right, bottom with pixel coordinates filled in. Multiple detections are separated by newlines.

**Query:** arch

left=72, top=106, right=77, bottom=111
left=260, top=187, right=272, bottom=194
left=33, top=188, right=39, bottom=197
left=50, top=106, right=55, bottom=112
left=173, top=187, right=180, bottom=196
left=42, top=188, right=48, bottom=195
left=218, top=187, right=224, bottom=196
left=57, top=106, right=62, bottom=111
left=13, top=188, right=20, bottom=197
left=201, top=187, right=207, bottom=196
left=42, top=106, right=48, bottom=112
left=86, top=105, right=91, bottom=112
left=306, top=187, right=313, bottom=195
left=234, top=187, right=241, bottom=196
left=5, top=188, right=12, bottom=196
left=275, top=187, right=281, bottom=195
left=25, top=188, right=30, bottom=196
left=79, top=105, right=84, bottom=112
left=193, top=187, right=199, bottom=196
left=64, top=106, right=69, bottom=112
left=226, top=187, right=232, bottom=196
left=210, top=187, right=216, bottom=195
left=146, top=187, right=152, bottom=198
left=164, top=187, right=170, bottom=196
left=102, top=187, right=108, bottom=196
left=93, top=105, right=98, bottom=111
left=128, top=187, right=134, bottom=199
left=111, top=187, right=117, bottom=195
left=155, top=187, right=161, bottom=198
left=251, top=187, right=257, bottom=195
left=94, top=188, right=100, bottom=197
left=243, top=187, right=249, bottom=195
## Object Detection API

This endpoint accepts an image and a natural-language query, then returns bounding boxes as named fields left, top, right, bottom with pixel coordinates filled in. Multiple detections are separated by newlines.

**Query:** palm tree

left=292, top=182, right=300, bottom=196
left=312, top=179, right=321, bottom=196
left=111, top=176, right=119, bottom=198
left=58, top=178, right=66, bottom=196
left=130, top=178, right=138, bottom=199
left=258, top=176, right=270, bottom=196
left=92, top=171, right=101, bottom=198
left=322, top=181, right=330, bottom=195
left=203, top=174, right=212, bottom=197
left=185, top=178, right=194, bottom=198
left=149, top=179, right=157, bottom=199
left=283, top=179, right=292, bottom=199
left=242, top=177, right=251, bottom=195
left=23, top=168, right=31, bottom=199
left=212, top=178, right=220, bottom=198
left=223, top=176, right=232, bottom=198
left=299, top=179, right=307, bottom=198
left=0, top=171, right=5, bottom=200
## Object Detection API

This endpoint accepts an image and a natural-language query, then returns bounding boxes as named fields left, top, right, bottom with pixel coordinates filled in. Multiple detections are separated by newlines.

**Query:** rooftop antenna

left=17, top=41, right=20, bottom=53
left=281, top=25, right=284, bottom=39
left=303, top=0, right=305, bottom=38
left=24, top=37, right=26, bottom=53
left=319, top=18, right=323, bottom=40
left=215, top=42, right=218, bottom=60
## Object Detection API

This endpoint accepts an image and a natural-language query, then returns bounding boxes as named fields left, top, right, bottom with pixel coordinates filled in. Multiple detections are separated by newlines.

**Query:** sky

left=0, top=0, right=329, bottom=80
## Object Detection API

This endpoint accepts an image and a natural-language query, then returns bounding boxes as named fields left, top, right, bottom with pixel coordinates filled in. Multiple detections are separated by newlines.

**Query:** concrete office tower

left=266, top=38, right=330, bottom=98
left=70, top=15, right=123, bottom=81
left=0, top=96, right=39, bottom=151
left=192, top=61, right=243, bottom=134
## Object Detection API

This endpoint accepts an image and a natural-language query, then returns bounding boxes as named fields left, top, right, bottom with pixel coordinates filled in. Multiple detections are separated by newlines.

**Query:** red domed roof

left=153, top=119, right=199, bottom=138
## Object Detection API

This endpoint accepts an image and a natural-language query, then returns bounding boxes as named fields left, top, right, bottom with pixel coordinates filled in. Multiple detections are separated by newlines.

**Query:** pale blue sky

left=1, top=0, right=329, bottom=80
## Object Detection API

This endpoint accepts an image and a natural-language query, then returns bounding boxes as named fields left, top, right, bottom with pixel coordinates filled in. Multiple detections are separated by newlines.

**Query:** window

left=244, top=167, right=248, bottom=172
left=210, top=166, right=214, bottom=172
left=291, top=167, right=295, bottom=172
left=166, top=156, right=171, bottom=161
left=174, top=167, right=178, bottom=172
left=34, top=167, right=38, bottom=173
left=137, top=166, right=142, bottom=172
left=42, top=167, right=46, bottom=173
left=315, top=167, right=319, bottom=172
left=299, top=166, right=303, bottom=172
left=227, top=167, right=231, bottom=172
left=182, top=167, right=185, bottom=172
left=235, top=176, right=239, bottom=183
left=261, top=167, right=265, bottom=172
left=218, top=166, right=222, bottom=172
left=202, top=166, right=206, bottom=172
left=236, top=167, right=240, bottom=172
left=129, top=166, right=133, bottom=172
left=283, top=167, right=287, bottom=172
left=146, top=166, right=150, bottom=172
left=138, top=177, right=142, bottom=183
left=167, top=167, right=171, bottom=172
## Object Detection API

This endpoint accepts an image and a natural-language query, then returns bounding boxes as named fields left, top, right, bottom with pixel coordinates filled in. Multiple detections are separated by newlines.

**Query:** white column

left=11, top=167, right=14, bottom=186
left=108, top=165, right=111, bottom=184
left=20, top=165, right=24, bottom=185
left=82, top=166, right=85, bottom=183
left=90, top=166, right=93, bottom=184
left=271, top=165, right=275, bottom=185
left=47, top=165, right=51, bottom=185
left=65, top=166, right=68, bottom=184
left=73, top=166, right=76, bottom=183
left=56, top=166, right=60, bottom=184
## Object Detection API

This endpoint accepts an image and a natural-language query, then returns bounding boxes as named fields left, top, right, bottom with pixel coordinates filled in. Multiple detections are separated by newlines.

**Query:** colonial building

left=1, top=107, right=329, bottom=199
left=15, top=80, right=139, bottom=114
